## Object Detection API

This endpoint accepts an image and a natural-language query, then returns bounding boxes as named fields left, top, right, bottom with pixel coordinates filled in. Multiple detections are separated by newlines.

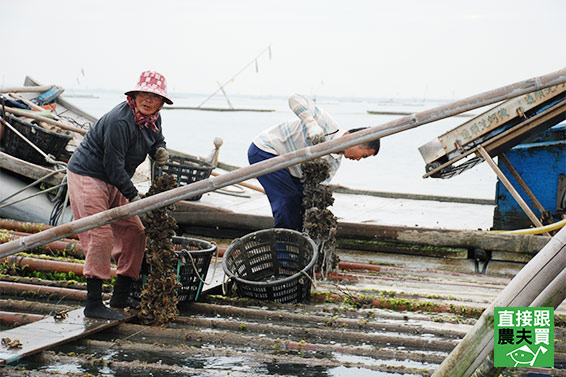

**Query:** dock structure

left=1, top=69, right=565, bottom=375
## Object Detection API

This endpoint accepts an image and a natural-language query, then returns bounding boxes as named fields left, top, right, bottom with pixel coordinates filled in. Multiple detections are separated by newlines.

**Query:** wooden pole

left=476, top=146, right=548, bottom=234
left=0, top=85, right=53, bottom=93
left=431, top=226, right=566, bottom=376
left=0, top=67, right=565, bottom=259
left=210, top=170, right=265, bottom=193
left=173, top=211, right=550, bottom=253
left=2, top=106, right=87, bottom=135
left=8, top=93, right=61, bottom=122
left=9, top=93, right=50, bottom=112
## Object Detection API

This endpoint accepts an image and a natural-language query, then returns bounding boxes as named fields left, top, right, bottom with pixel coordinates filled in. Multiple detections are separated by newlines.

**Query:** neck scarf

left=126, top=95, right=160, bottom=132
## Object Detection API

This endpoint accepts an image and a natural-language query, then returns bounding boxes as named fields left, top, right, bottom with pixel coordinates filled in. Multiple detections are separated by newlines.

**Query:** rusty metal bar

left=0, top=68, right=565, bottom=259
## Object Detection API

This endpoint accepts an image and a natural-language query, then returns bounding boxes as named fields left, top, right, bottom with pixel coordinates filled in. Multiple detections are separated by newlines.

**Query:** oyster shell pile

left=301, top=159, right=339, bottom=277
left=138, top=174, right=181, bottom=326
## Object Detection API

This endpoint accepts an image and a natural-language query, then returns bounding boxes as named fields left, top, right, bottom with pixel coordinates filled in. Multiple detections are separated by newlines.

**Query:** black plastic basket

left=134, top=236, right=217, bottom=303
left=152, top=154, right=214, bottom=201
left=1, top=114, right=72, bottom=165
left=222, top=229, right=318, bottom=304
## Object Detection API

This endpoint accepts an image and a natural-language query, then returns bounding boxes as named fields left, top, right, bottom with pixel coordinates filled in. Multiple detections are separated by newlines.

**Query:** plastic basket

left=134, top=236, right=217, bottom=303
left=152, top=154, right=214, bottom=201
left=1, top=114, right=72, bottom=165
left=222, top=229, right=318, bottom=304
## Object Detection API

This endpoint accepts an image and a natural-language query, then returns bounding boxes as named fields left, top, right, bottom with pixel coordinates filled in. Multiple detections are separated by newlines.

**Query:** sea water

left=66, top=90, right=497, bottom=202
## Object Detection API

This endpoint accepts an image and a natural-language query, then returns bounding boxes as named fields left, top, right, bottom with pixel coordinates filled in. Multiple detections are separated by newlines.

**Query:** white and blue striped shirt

left=252, top=94, right=346, bottom=179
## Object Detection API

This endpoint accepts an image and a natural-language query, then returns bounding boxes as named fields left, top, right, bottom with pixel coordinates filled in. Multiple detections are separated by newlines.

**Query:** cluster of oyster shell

left=137, top=174, right=181, bottom=326
left=301, top=159, right=339, bottom=277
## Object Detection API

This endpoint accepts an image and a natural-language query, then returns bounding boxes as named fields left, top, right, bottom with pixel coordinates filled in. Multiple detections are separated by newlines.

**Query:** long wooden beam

left=0, top=85, right=53, bottom=93
left=0, top=68, right=565, bottom=259
left=173, top=211, right=550, bottom=253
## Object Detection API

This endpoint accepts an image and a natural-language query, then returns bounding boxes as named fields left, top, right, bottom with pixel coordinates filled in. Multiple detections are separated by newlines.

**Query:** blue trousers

left=248, top=143, right=305, bottom=231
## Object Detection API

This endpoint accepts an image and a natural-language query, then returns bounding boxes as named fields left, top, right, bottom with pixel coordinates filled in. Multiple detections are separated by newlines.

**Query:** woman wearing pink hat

left=67, top=70, right=173, bottom=320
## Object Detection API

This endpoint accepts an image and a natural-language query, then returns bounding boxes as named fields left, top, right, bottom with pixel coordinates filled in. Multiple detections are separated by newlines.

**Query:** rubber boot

left=109, top=275, right=140, bottom=309
left=84, top=278, right=125, bottom=320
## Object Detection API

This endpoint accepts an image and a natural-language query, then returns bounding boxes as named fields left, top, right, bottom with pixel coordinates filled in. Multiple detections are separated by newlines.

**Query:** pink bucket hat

left=125, top=70, right=173, bottom=105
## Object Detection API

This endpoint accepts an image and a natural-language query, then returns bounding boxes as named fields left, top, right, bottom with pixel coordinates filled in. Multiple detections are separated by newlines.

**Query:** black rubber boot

left=109, top=275, right=140, bottom=309
left=84, top=278, right=125, bottom=321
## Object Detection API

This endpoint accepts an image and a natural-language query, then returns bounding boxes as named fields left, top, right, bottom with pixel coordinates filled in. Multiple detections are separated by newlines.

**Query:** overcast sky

left=3, top=0, right=565, bottom=100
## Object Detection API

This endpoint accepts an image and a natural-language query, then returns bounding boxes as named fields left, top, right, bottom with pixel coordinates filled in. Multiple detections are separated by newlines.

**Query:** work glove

left=130, top=195, right=149, bottom=224
left=306, top=120, right=325, bottom=145
left=154, top=147, right=169, bottom=166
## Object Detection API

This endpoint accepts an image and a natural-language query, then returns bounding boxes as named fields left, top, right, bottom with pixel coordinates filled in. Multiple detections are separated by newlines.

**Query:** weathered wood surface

left=0, top=68, right=565, bottom=259
left=0, top=151, right=65, bottom=186
left=174, top=211, right=550, bottom=254
left=0, top=307, right=134, bottom=364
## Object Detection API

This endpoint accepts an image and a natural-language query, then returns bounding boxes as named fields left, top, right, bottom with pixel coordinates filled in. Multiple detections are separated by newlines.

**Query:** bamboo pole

left=0, top=230, right=84, bottom=256
left=0, top=281, right=89, bottom=300
left=112, top=322, right=441, bottom=366
left=0, top=255, right=116, bottom=277
left=0, top=85, right=53, bottom=93
left=431, top=226, right=566, bottom=376
left=0, top=219, right=78, bottom=239
left=2, top=106, right=87, bottom=135
left=175, top=315, right=460, bottom=352
left=0, top=68, right=565, bottom=259
left=0, top=299, right=74, bottom=314
left=0, top=311, right=45, bottom=326
left=1, top=255, right=85, bottom=276
left=9, top=93, right=53, bottom=113
left=78, top=339, right=443, bottom=373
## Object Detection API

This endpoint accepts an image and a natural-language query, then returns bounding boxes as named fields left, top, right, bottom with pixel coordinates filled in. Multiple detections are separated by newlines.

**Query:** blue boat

left=493, top=123, right=566, bottom=230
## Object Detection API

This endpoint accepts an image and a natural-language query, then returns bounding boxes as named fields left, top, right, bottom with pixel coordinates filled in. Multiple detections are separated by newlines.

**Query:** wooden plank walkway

left=0, top=306, right=135, bottom=364
left=0, top=261, right=225, bottom=365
